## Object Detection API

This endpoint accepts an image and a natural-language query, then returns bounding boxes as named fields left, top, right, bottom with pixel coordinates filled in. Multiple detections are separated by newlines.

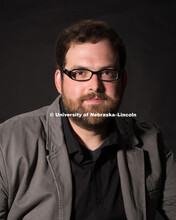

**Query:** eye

left=73, top=69, right=87, bottom=74
left=71, top=69, right=91, bottom=80
left=103, top=70, right=110, bottom=75
left=71, top=70, right=84, bottom=78
left=101, top=69, right=114, bottom=75
left=100, top=69, right=118, bottom=81
left=75, top=70, right=85, bottom=75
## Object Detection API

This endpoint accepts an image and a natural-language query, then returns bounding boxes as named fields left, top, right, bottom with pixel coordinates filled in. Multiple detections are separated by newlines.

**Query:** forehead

left=65, top=40, right=119, bottom=69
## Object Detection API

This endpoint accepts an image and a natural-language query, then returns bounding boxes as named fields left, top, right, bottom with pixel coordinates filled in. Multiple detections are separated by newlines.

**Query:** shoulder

left=0, top=106, right=49, bottom=149
left=116, top=117, right=161, bottom=146
left=122, top=117, right=160, bottom=132
left=0, top=106, right=49, bottom=131
left=133, top=119, right=161, bottom=141
left=116, top=117, right=160, bottom=133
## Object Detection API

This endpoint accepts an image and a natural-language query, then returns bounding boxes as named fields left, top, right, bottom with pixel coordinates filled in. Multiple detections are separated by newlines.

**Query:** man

left=0, top=20, right=176, bottom=220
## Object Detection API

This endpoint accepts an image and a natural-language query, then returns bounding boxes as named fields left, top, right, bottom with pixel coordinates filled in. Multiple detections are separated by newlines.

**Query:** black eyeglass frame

left=61, top=68, right=122, bottom=82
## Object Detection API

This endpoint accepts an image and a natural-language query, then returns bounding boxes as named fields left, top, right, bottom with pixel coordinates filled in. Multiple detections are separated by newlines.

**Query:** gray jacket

left=0, top=96, right=176, bottom=220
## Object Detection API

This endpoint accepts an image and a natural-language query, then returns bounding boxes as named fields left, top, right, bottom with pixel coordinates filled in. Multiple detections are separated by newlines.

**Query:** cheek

left=62, top=77, right=84, bottom=98
left=105, top=82, right=123, bottom=98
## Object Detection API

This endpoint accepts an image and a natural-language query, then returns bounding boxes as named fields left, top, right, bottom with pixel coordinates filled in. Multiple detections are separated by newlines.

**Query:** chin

left=70, top=116, right=110, bottom=131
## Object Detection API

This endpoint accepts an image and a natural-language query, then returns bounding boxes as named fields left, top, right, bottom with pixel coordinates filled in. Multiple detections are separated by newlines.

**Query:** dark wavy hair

left=55, top=19, right=126, bottom=71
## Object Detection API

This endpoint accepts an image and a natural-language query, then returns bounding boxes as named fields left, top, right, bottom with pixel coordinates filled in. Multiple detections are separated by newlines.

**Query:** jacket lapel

left=47, top=146, right=72, bottom=220
left=116, top=118, right=146, bottom=220
left=46, top=96, right=72, bottom=220
left=117, top=148, right=146, bottom=220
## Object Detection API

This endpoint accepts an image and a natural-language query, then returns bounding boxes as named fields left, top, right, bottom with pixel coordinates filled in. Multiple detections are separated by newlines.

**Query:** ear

left=122, top=68, right=127, bottom=88
left=55, top=69, right=62, bottom=94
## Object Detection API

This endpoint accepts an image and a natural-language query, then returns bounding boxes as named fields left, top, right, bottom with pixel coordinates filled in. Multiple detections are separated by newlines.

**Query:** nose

left=88, top=74, right=104, bottom=92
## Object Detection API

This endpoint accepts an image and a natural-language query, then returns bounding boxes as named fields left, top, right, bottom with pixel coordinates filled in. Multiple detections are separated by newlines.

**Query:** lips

left=81, top=93, right=107, bottom=101
left=84, top=97, right=105, bottom=104
left=86, top=97, right=103, bottom=100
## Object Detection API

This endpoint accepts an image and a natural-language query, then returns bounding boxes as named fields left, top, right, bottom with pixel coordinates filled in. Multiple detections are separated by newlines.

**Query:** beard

left=61, top=90, right=122, bottom=131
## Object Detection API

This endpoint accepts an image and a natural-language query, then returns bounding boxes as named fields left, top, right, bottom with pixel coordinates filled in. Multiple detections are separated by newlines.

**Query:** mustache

left=79, top=93, right=109, bottom=102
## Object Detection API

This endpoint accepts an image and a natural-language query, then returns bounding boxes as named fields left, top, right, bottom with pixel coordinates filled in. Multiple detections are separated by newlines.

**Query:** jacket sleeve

left=157, top=131, right=176, bottom=220
left=0, top=145, right=8, bottom=219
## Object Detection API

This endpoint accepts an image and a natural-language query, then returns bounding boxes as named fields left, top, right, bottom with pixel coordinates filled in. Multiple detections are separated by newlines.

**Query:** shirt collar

left=88, top=120, right=119, bottom=161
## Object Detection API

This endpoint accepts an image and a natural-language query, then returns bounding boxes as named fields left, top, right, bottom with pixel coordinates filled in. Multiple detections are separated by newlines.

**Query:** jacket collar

left=46, top=95, right=65, bottom=152
left=115, top=117, right=140, bottom=148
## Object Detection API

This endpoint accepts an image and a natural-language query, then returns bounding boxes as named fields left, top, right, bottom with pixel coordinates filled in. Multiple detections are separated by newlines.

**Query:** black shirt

left=61, top=101, right=127, bottom=220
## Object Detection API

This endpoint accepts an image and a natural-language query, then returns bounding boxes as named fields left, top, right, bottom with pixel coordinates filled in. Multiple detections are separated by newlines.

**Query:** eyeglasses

left=62, top=68, right=122, bottom=82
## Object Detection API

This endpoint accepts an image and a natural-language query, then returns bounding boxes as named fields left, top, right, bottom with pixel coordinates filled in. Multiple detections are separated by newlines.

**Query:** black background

left=0, top=1, right=176, bottom=219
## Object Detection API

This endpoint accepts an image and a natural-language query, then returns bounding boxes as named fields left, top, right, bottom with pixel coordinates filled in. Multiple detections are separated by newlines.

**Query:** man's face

left=55, top=39, right=125, bottom=130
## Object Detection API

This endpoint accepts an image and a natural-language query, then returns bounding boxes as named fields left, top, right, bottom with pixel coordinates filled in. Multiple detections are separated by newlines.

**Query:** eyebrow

left=69, top=65, right=117, bottom=70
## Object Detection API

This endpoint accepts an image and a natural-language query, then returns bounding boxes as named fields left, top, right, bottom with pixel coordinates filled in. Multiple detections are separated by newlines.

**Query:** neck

left=68, top=119, right=109, bottom=151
